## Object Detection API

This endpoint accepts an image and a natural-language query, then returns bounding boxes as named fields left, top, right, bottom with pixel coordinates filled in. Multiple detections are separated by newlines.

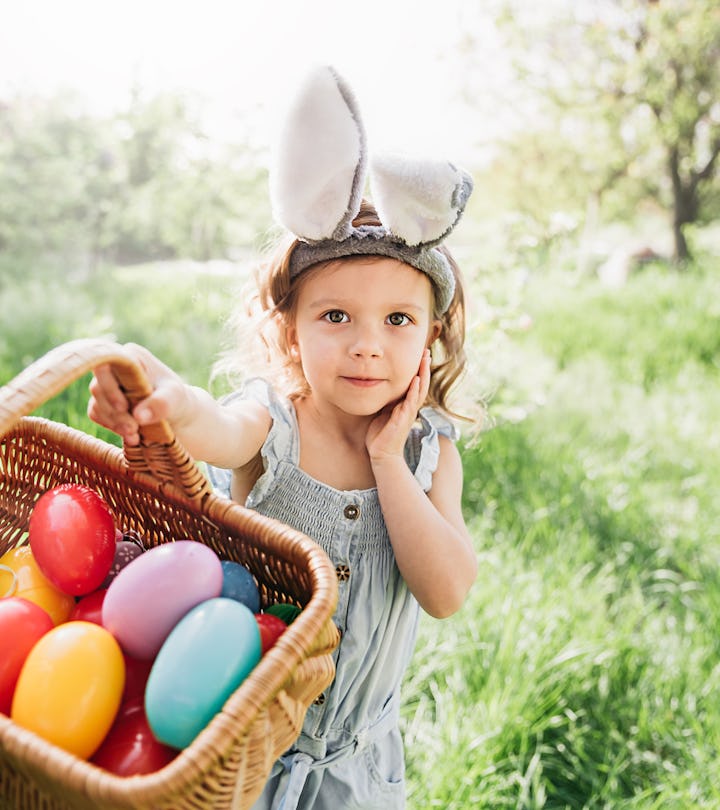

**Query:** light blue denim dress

left=208, top=378, right=457, bottom=810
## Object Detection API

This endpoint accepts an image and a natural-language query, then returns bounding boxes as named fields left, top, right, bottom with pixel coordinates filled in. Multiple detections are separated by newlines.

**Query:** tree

left=491, top=0, right=720, bottom=262
left=98, top=89, right=269, bottom=265
left=0, top=92, right=111, bottom=281
left=635, top=1, right=720, bottom=260
left=0, top=88, right=269, bottom=280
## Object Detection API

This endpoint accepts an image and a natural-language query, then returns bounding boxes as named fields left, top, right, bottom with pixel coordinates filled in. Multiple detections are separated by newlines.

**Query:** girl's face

left=286, top=257, right=441, bottom=416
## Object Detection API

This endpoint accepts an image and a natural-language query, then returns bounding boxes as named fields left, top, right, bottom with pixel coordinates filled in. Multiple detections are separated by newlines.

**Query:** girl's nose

left=349, top=326, right=383, bottom=358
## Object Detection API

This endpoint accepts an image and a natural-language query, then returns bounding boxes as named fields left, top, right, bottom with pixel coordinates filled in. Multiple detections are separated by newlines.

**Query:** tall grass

left=403, top=261, right=720, bottom=808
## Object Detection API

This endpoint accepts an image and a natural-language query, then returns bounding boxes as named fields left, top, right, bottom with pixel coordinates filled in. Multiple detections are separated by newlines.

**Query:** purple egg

left=100, top=541, right=144, bottom=589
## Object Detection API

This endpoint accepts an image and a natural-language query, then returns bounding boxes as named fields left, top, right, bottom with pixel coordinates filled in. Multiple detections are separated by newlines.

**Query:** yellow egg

left=11, top=621, right=125, bottom=759
left=0, top=546, right=75, bottom=624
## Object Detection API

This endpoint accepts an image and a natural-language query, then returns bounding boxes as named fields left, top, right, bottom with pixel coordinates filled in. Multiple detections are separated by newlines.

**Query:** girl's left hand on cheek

left=366, top=349, right=431, bottom=461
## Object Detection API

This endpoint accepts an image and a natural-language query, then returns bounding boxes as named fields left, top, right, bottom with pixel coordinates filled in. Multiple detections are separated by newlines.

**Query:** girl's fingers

left=122, top=344, right=189, bottom=425
left=401, top=350, right=429, bottom=415
left=407, top=374, right=422, bottom=411
left=418, top=349, right=431, bottom=402
left=133, top=389, right=173, bottom=425
left=89, top=346, right=184, bottom=429
left=90, top=363, right=129, bottom=412
left=87, top=360, right=145, bottom=444
left=86, top=395, right=141, bottom=445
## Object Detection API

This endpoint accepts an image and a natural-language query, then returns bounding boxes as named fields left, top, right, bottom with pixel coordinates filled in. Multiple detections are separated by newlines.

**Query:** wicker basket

left=0, top=338, right=339, bottom=810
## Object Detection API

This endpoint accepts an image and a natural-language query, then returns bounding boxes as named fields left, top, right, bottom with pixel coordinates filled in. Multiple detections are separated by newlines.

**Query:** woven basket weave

left=0, top=338, right=339, bottom=810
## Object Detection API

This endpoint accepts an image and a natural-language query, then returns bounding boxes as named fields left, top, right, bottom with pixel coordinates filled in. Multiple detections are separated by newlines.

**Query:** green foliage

left=0, top=90, right=269, bottom=281
left=0, top=92, right=106, bottom=278
left=0, top=261, right=236, bottom=443
left=489, top=0, right=720, bottom=259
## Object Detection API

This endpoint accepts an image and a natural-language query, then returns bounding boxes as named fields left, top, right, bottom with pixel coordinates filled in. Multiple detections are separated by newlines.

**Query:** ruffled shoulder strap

left=404, top=407, right=459, bottom=493
left=206, top=377, right=298, bottom=500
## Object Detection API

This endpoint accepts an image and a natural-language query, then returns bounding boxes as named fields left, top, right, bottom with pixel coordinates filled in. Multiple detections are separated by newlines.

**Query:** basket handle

left=0, top=338, right=212, bottom=503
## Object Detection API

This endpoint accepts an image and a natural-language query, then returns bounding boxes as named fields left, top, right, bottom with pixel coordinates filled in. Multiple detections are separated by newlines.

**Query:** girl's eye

left=387, top=312, right=411, bottom=327
left=323, top=310, right=348, bottom=324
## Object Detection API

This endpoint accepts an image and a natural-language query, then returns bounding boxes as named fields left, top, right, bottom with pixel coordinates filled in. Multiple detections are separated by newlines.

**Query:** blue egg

left=220, top=560, right=260, bottom=614
left=145, top=597, right=261, bottom=749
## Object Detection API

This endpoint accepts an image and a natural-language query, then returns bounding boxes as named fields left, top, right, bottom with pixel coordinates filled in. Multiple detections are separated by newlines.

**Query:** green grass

left=0, top=262, right=239, bottom=444
left=2, top=256, right=719, bottom=808
left=403, top=260, right=720, bottom=808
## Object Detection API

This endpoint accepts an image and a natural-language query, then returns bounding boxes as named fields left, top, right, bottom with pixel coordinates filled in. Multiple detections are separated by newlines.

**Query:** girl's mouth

left=342, top=377, right=384, bottom=387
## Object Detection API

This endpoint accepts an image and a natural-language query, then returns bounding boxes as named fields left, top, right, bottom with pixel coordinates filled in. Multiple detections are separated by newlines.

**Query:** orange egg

left=0, top=546, right=74, bottom=624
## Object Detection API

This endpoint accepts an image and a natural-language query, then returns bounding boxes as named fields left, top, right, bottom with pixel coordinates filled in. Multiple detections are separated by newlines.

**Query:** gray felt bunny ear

left=269, top=65, right=473, bottom=314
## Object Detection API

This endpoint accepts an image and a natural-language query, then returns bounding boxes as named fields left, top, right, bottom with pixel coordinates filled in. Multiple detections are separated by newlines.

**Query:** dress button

left=335, top=564, right=351, bottom=582
left=343, top=504, right=360, bottom=520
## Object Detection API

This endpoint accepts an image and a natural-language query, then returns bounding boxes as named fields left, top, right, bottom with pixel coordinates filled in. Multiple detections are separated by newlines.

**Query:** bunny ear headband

left=269, top=65, right=474, bottom=314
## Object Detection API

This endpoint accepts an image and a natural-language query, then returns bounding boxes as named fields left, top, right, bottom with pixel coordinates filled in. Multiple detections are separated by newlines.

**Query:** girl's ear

left=427, top=320, right=442, bottom=347
left=286, top=325, right=301, bottom=362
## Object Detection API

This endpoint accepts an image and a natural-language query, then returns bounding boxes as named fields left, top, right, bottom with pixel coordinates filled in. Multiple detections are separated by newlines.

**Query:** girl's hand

left=87, top=343, right=191, bottom=446
left=366, top=349, right=431, bottom=462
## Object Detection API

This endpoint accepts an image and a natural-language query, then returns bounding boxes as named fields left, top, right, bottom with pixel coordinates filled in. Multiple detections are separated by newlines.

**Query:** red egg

left=91, top=698, right=177, bottom=776
left=0, top=597, right=54, bottom=714
left=70, top=589, right=108, bottom=625
left=29, top=485, right=116, bottom=596
left=255, top=612, right=287, bottom=655
left=122, top=653, right=154, bottom=705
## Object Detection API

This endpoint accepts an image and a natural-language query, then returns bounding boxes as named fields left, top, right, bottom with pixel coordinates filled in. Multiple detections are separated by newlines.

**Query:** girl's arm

left=372, top=439, right=477, bottom=619
left=366, top=350, right=477, bottom=618
left=88, top=343, right=270, bottom=470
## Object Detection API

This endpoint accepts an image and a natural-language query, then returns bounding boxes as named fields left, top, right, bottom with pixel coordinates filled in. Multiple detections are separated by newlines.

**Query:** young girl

left=88, top=66, right=477, bottom=810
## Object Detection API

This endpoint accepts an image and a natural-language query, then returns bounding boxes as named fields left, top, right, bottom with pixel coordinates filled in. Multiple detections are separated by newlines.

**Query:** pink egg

left=102, top=541, right=223, bottom=660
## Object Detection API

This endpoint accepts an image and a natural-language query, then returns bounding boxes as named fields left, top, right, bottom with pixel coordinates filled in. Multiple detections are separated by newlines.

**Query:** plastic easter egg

left=122, top=654, right=154, bottom=705
left=220, top=560, right=260, bottom=613
left=102, top=541, right=223, bottom=660
left=255, top=612, right=287, bottom=655
left=0, top=597, right=54, bottom=714
left=266, top=603, right=301, bottom=625
left=145, top=598, right=261, bottom=749
left=11, top=621, right=125, bottom=759
left=91, top=698, right=177, bottom=776
left=29, top=484, right=116, bottom=595
left=0, top=546, right=75, bottom=625
left=69, top=588, right=108, bottom=625
left=100, top=540, right=144, bottom=588
left=0, top=563, right=14, bottom=599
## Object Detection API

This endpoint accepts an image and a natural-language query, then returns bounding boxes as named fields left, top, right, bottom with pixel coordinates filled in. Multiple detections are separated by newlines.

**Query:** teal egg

left=145, top=597, right=261, bottom=749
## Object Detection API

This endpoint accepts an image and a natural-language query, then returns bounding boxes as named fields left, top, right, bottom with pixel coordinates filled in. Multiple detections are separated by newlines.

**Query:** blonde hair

left=214, top=201, right=468, bottom=419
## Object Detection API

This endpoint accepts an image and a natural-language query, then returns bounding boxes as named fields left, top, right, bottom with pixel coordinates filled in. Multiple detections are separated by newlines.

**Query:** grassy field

left=1, top=257, right=719, bottom=808
left=403, top=261, right=720, bottom=808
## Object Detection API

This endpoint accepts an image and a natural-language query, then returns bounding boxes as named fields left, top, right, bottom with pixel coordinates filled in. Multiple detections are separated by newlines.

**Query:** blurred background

left=1, top=1, right=719, bottom=807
